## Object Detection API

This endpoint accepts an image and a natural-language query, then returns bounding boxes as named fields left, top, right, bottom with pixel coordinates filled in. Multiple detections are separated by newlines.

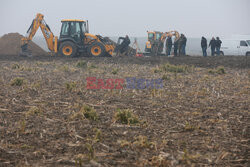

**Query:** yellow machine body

left=21, top=13, right=115, bottom=57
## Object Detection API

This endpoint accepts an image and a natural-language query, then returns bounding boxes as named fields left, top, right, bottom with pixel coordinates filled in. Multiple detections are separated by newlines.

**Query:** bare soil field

left=0, top=55, right=249, bottom=166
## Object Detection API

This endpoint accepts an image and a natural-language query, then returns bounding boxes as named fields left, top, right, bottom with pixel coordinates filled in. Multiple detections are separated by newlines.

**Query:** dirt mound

left=0, top=33, right=48, bottom=57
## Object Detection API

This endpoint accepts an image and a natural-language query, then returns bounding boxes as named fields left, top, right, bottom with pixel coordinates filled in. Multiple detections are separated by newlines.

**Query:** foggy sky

left=0, top=0, right=249, bottom=38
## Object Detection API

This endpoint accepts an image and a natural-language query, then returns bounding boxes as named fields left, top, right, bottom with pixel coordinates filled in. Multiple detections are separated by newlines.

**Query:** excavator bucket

left=19, top=43, right=32, bottom=57
left=112, top=37, right=136, bottom=57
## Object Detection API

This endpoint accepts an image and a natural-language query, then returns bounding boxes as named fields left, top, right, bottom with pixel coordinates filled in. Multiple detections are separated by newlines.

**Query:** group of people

left=165, top=35, right=222, bottom=57
left=165, top=34, right=187, bottom=57
left=201, top=37, right=222, bottom=57
left=120, top=34, right=222, bottom=57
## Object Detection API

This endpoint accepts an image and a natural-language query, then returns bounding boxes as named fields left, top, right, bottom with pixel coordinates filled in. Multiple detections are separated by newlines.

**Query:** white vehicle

left=220, top=39, right=250, bottom=56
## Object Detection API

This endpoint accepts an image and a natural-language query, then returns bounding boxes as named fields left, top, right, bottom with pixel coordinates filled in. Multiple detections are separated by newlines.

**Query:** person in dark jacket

left=201, top=37, right=207, bottom=57
left=215, top=37, right=222, bottom=56
left=179, top=34, right=187, bottom=56
left=178, top=37, right=182, bottom=56
left=174, top=38, right=179, bottom=57
left=181, top=34, right=187, bottom=56
left=165, top=36, right=173, bottom=56
left=209, top=37, right=216, bottom=56
left=117, top=35, right=131, bottom=55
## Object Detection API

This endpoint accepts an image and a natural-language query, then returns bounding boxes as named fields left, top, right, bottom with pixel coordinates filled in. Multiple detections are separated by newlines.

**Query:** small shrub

left=181, top=149, right=201, bottom=164
left=118, top=140, right=131, bottom=147
left=133, top=135, right=156, bottom=149
left=11, top=63, right=20, bottom=69
left=31, top=82, right=41, bottom=90
left=162, top=74, right=170, bottom=80
left=72, top=105, right=98, bottom=121
left=151, top=154, right=171, bottom=166
left=217, top=66, right=226, bottom=74
left=208, top=66, right=226, bottom=75
left=94, top=128, right=102, bottom=142
left=10, top=77, right=25, bottom=86
left=161, top=63, right=191, bottom=73
left=85, top=143, right=95, bottom=160
left=20, top=144, right=33, bottom=150
left=65, top=82, right=77, bottom=91
left=208, top=69, right=215, bottom=74
left=26, top=106, right=43, bottom=117
left=111, top=68, right=119, bottom=75
left=18, top=119, right=26, bottom=134
left=81, top=105, right=98, bottom=121
left=184, top=121, right=197, bottom=132
left=76, top=61, right=87, bottom=68
left=114, top=109, right=140, bottom=125
left=71, top=105, right=98, bottom=121
left=88, top=63, right=97, bottom=69
left=61, top=65, right=70, bottom=72
left=153, top=67, right=162, bottom=73
left=153, top=64, right=192, bottom=74
left=75, top=154, right=86, bottom=167
left=58, top=65, right=77, bottom=72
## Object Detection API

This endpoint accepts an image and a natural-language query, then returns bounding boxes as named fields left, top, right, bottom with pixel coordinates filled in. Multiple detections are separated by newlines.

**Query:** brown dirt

left=0, top=33, right=48, bottom=57
left=0, top=56, right=249, bottom=166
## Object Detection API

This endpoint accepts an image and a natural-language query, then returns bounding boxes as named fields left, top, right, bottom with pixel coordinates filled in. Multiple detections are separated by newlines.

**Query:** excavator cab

left=145, top=31, right=164, bottom=54
left=148, top=32, right=155, bottom=41
left=155, top=32, right=163, bottom=41
left=58, top=20, right=88, bottom=56
left=60, top=20, right=88, bottom=42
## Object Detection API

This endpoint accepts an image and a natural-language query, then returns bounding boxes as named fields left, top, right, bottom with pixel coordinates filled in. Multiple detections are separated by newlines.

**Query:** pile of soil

left=0, top=33, right=48, bottom=57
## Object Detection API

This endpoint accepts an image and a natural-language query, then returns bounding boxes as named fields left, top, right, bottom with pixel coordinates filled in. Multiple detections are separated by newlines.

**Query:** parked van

left=220, top=39, right=250, bottom=56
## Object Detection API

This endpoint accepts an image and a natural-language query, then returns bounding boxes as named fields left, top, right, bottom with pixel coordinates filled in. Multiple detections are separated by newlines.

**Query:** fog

left=0, top=0, right=249, bottom=38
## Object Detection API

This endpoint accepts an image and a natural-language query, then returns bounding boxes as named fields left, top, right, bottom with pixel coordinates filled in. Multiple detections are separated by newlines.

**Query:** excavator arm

left=163, top=31, right=180, bottom=41
left=21, top=13, right=58, bottom=56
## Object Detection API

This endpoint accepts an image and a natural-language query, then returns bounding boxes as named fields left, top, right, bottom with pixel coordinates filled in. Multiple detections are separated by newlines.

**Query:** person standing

left=178, top=35, right=183, bottom=56
left=174, top=38, right=179, bottom=57
left=201, top=37, right=207, bottom=57
left=209, top=37, right=216, bottom=56
left=181, top=34, right=187, bottom=56
left=117, top=35, right=131, bottom=56
left=178, top=34, right=187, bottom=56
left=215, top=37, right=222, bottom=56
left=166, top=36, right=173, bottom=56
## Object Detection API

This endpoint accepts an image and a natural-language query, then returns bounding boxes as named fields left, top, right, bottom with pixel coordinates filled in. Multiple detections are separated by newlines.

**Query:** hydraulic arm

left=21, top=13, right=58, bottom=56
left=162, top=31, right=180, bottom=42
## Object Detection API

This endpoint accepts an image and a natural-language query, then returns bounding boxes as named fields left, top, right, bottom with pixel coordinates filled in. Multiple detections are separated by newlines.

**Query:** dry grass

left=114, top=109, right=140, bottom=125
left=71, top=105, right=98, bottom=121
left=0, top=56, right=249, bottom=166
left=10, top=77, right=26, bottom=86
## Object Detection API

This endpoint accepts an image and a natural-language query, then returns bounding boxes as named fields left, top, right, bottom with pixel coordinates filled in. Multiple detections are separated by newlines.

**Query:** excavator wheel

left=88, top=42, right=105, bottom=57
left=59, top=41, right=77, bottom=57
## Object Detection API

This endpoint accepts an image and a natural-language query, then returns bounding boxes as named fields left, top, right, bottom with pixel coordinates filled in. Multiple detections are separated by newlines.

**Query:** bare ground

left=0, top=55, right=249, bottom=166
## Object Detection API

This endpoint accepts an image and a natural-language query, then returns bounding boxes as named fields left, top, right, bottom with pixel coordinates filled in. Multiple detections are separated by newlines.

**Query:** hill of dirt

left=0, top=33, right=48, bottom=57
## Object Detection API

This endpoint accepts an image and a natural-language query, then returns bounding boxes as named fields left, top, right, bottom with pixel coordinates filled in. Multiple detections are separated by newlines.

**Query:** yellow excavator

left=20, top=13, right=115, bottom=57
left=145, top=30, right=180, bottom=55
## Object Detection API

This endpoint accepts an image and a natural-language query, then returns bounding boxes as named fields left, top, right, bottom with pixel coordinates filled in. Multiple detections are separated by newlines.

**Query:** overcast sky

left=0, top=0, right=249, bottom=38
